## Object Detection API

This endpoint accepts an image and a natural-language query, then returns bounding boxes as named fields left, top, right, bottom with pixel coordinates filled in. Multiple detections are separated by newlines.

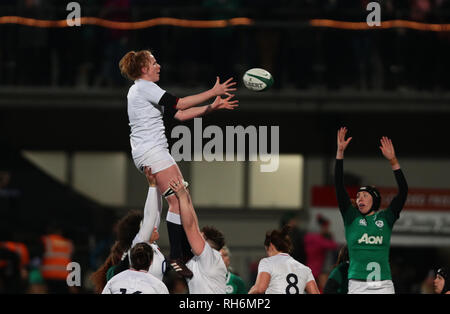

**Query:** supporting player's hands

left=211, top=77, right=237, bottom=97
left=337, top=127, right=352, bottom=159
left=169, top=177, right=188, bottom=199
left=380, top=136, right=400, bottom=169
left=144, top=167, right=156, bottom=187
left=210, top=94, right=239, bottom=111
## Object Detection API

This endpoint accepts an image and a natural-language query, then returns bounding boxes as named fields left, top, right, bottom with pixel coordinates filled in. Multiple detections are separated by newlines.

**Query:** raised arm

left=175, top=77, right=236, bottom=110
left=169, top=179, right=205, bottom=256
left=335, top=127, right=353, bottom=213
left=379, top=137, right=408, bottom=217
left=174, top=94, right=239, bottom=121
left=131, top=167, right=162, bottom=247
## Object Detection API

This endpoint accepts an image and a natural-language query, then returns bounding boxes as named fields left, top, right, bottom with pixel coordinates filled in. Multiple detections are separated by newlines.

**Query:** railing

left=2, top=3, right=450, bottom=91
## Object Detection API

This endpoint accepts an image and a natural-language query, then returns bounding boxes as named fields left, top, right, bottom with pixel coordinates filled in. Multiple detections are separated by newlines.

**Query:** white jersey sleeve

left=186, top=242, right=227, bottom=294
left=132, top=187, right=162, bottom=247
left=305, top=267, right=315, bottom=283
left=197, top=242, right=222, bottom=271
left=148, top=243, right=167, bottom=281
left=257, top=257, right=273, bottom=275
left=154, top=278, right=170, bottom=294
left=138, top=80, right=166, bottom=106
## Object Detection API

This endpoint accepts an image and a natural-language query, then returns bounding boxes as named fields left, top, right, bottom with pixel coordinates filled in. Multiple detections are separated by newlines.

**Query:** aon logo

left=358, top=233, right=383, bottom=245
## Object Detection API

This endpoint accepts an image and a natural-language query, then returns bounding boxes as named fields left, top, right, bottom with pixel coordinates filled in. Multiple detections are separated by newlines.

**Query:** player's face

left=356, top=191, right=373, bottom=214
left=434, top=274, right=445, bottom=294
left=143, top=53, right=161, bottom=82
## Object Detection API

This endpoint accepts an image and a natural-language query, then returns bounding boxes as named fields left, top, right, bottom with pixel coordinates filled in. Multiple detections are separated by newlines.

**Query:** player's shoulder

left=108, top=269, right=132, bottom=282
left=373, top=208, right=395, bottom=222
left=378, top=208, right=393, bottom=216
left=211, top=246, right=227, bottom=267
left=336, top=261, right=349, bottom=273
left=199, top=241, right=216, bottom=258
left=145, top=272, right=169, bottom=291
left=289, top=257, right=312, bottom=272
left=135, top=79, right=161, bottom=90
left=150, top=242, right=160, bottom=251
left=258, top=255, right=274, bottom=268
left=144, top=271, right=160, bottom=281
left=259, top=255, right=271, bottom=263
left=196, top=242, right=226, bottom=269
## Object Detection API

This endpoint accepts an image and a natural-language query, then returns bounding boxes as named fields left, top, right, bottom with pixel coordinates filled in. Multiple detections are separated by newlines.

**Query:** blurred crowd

left=1, top=0, right=450, bottom=90
left=1, top=211, right=447, bottom=294
left=0, top=223, right=81, bottom=294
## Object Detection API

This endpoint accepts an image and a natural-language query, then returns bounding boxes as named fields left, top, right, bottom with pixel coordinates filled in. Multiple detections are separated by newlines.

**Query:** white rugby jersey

left=131, top=187, right=166, bottom=281
left=147, top=243, right=166, bottom=281
left=258, top=253, right=315, bottom=294
left=127, top=79, right=168, bottom=159
left=102, top=269, right=168, bottom=294
left=186, top=242, right=227, bottom=294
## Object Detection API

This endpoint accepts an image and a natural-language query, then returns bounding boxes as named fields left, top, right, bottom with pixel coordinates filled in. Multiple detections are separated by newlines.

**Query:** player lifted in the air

left=119, top=50, right=238, bottom=275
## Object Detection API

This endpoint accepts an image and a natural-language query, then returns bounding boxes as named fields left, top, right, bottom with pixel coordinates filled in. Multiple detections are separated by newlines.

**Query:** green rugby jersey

left=342, top=204, right=397, bottom=280
left=225, top=271, right=247, bottom=294
left=334, top=159, right=408, bottom=281
left=323, top=262, right=349, bottom=294
left=106, top=265, right=117, bottom=282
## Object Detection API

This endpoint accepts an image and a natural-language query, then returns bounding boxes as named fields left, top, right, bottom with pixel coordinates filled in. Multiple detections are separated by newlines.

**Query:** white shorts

left=348, top=279, right=395, bottom=294
left=133, top=147, right=176, bottom=174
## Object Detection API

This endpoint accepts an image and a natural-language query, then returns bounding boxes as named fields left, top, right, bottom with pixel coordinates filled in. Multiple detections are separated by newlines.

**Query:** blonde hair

left=119, top=50, right=152, bottom=81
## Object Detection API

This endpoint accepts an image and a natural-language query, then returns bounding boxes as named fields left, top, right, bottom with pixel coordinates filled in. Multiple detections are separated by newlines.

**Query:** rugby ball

left=243, top=68, right=274, bottom=92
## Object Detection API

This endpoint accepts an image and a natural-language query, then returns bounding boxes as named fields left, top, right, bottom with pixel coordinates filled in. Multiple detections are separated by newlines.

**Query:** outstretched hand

left=211, top=77, right=237, bottom=97
left=144, top=167, right=156, bottom=187
left=379, top=136, right=396, bottom=160
left=211, top=94, right=239, bottom=111
left=168, top=177, right=187, bottom=198
left=337, top=127, right=352, bottom=158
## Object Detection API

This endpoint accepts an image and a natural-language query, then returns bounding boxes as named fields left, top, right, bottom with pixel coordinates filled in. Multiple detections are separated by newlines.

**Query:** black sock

left=166, top=221, right=184, bottom=260
left=180, top=228, right=194, bottom=263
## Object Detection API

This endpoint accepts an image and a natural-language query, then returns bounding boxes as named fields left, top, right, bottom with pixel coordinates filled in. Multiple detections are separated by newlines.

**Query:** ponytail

left=119, top=50, right=152, bottom=81
left=90, top=241, right=123, bottom=294
left=90, top=210, right=142, bottom=293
